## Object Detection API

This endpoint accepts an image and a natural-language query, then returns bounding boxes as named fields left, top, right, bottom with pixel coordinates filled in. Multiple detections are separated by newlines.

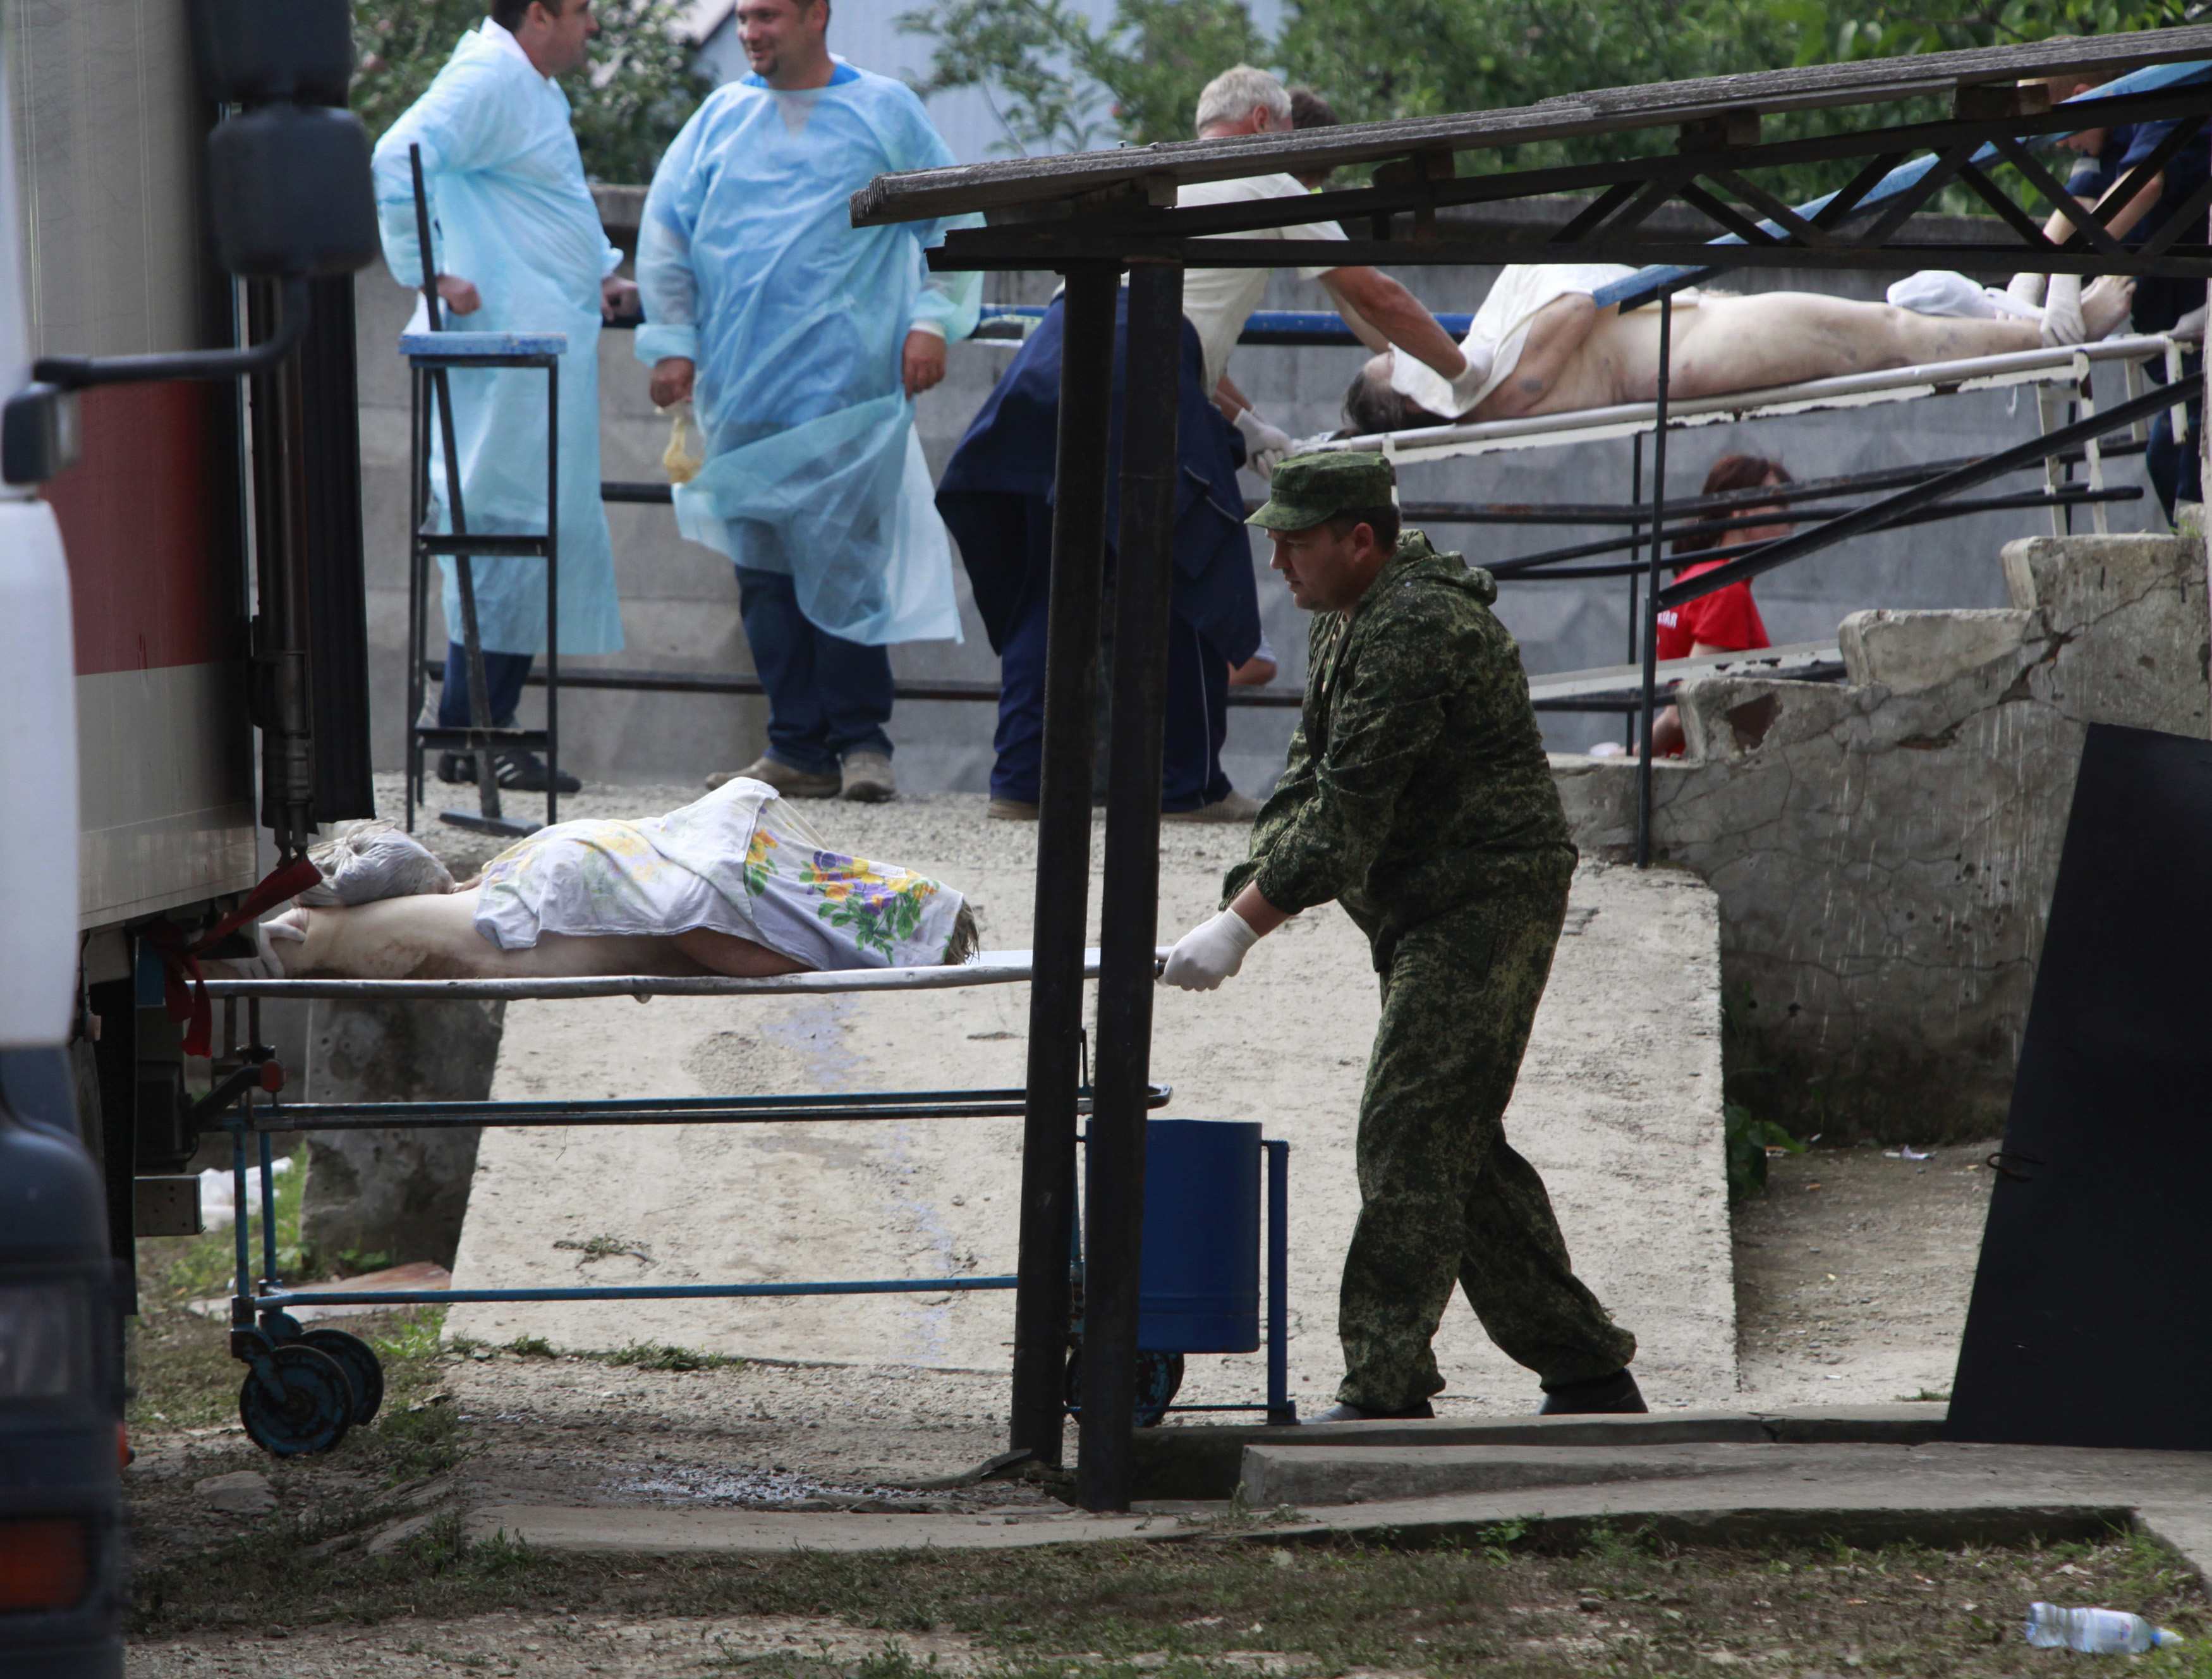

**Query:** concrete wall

left=355, top=198, right=2175, bottom=796
left=1555, top=530, right=2210, bottom=1143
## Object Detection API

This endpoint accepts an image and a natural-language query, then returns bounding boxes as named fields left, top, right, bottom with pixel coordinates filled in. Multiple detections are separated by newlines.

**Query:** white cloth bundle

left=470, top=779, right=968, bottom=970
left=298, top=821, right=456, bottom=907
left=1887, top=270, right=2044, bottom=322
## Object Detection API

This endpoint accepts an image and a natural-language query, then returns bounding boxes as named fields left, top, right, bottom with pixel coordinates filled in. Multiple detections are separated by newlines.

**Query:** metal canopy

left=873, top=26, right=2212, bottom=1516
left=854, top=28, right=2212, bottom=280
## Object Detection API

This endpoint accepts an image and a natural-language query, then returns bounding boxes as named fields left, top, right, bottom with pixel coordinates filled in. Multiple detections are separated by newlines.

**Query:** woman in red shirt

left=1648, top=453, right=1784, bottom=756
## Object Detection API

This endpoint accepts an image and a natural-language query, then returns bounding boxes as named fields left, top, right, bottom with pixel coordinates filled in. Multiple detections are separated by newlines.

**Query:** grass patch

left=1723, top=1101, right=1807, bottom=1206
left=600, top=1341, right=746, bottom=1373
left=130, top=1514, right=2212, bottom=1676
left=478, top=1335, right=744, bottom=1372
left=128, top=1163, right=468, bottom=1482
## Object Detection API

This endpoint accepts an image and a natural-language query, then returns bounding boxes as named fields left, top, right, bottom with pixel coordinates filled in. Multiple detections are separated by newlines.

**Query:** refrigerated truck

left=4, top=4, right=374, bottom=1669
left=7, top=0, right=374, bottom=1271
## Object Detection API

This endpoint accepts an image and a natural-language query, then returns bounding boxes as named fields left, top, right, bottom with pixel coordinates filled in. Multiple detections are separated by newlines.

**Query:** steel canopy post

left=1626, top=433, right=1644, bottom=752
left=1079, top=259, right=1182, bottom=1513
left=1010, top=264, right=1120, bottom=1467
left=1636, top=293, right=1675, bottom=869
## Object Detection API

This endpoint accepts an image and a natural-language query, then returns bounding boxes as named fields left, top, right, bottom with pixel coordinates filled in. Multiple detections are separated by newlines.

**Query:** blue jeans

left=988, top=494, right=1231, bottom=812
left=2146, top=351, right=2203, bottom=522
left=439, top=642, right=532, bottom=730
left=735, top=565, right=894, bottom=776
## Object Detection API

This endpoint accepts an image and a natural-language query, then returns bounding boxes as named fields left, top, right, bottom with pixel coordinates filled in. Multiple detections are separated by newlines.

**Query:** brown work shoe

left=987, top=797, right=1040, bottom=822
left=840, top=750, right=897, bottom=803
left=707, top=755, right=841, bottom=798
left=1161, top=788, right=1261, bottom=824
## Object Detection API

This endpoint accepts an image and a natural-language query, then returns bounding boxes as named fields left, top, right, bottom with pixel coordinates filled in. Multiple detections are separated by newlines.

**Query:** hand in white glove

left=2007, top=272, right=2049, bottom=310
left=1233, top=407, right=1294, bottom=480
left=2041, top=273, right=2087, bottom=347
left=1160, top=908, right=1261, bottom=991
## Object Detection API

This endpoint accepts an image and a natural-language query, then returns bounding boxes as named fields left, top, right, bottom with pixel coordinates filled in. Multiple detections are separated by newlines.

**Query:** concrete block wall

left=356, top=193, right=2173, bottom=794
left=1555, top=531, right=2209, bottom=1141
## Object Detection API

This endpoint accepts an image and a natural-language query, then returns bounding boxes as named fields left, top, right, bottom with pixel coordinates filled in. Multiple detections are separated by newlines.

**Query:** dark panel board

left=1948, top=723, right=2212, bottom=1451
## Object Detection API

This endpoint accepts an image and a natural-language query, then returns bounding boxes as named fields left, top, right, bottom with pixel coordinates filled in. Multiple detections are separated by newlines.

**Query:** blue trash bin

left=1136, top=1119, right=1261, bottom=1354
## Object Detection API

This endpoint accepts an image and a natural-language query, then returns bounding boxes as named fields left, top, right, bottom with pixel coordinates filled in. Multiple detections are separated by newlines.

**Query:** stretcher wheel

left=238, top=1344, right=353, bottom=1456
left=1063, top=1346, right=1185, bottom=1428
left=300, top=1328, right=384, bottom=1425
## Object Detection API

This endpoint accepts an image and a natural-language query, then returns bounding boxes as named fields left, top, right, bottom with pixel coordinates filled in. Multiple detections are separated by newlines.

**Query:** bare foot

left=2081, top=274, right=2137, bottom=341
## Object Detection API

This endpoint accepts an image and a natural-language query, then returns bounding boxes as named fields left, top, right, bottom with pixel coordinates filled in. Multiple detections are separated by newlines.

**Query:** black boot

left=1306, top=1399, right=1436, bottom=1424
left=1538, top=1369, right=1647, bottom=1415
left=437, top=750, right=477, bottom=785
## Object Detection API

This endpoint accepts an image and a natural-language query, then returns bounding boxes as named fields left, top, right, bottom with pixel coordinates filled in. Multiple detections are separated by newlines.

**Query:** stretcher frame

left=1323, top=332, right=2187, bottom=542
left=193, top=950, right=1297, bottom=1454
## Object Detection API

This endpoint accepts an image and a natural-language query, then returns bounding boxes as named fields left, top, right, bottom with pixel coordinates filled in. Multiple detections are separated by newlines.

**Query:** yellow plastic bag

left=662, top=406, right=702, bottom=485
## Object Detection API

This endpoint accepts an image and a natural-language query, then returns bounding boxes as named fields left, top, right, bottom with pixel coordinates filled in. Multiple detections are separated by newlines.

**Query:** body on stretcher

left=193, top=943, right=1301, bottom=1460
left=1319, top=333, right=2187, bottom=539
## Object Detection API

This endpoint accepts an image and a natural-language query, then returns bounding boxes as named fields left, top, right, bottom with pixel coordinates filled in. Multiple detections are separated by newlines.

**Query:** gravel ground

left=133, top=1609, right=992, bottom=1678
left=411, top=781, right=1732, bottom=1426
left=1734, top=1138, right=1997, bottom=1408
left=337, top=778, right=1983, bottom=1469
left=118, top=783, right=2013, bottom=1674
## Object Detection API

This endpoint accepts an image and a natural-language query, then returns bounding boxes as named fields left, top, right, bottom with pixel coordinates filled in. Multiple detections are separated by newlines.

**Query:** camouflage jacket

left=1223, top=530, right=1573, bottom=962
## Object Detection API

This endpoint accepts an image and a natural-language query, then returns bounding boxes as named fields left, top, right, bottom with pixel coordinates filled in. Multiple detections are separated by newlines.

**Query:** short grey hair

left=1194, top=64, right=1291, bottom=134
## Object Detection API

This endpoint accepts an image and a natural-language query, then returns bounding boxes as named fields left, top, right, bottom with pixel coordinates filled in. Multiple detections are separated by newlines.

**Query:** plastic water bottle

left=2024, top=1603, right=2182, bottom=1653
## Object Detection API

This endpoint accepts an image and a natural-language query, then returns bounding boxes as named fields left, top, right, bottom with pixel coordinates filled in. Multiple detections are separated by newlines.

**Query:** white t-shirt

left=1176, top=174, right=1349, bottom=393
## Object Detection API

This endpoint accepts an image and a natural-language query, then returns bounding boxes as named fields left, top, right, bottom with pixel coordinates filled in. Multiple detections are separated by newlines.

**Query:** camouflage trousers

left=1337, top=859, right=1637, bottom=1411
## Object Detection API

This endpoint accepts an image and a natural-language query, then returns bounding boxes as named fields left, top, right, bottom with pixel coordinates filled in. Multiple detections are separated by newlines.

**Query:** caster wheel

left=300, top=1328, right=384, bottom=1426
left=1064, top=1346, right=1186, bottom=1428
left=257, top=1309, right=305, bottom=1343
left=238, top=1344, right=353, bottom=1456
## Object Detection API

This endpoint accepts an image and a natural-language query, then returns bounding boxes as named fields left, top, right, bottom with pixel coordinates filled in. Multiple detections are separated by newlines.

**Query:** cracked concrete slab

left=1556, top=532, right=2210, bottom=1139
left=444, top=813, right=1731, bottom=1418
left=456, top=1439, right=2212, bottom=1585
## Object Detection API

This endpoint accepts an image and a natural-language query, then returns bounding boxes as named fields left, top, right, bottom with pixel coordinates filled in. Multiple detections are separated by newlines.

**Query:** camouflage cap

left=1245, top=450, right=1396, bottom=532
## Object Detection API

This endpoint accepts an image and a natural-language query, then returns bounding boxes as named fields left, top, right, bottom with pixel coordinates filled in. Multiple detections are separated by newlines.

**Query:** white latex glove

left=2172, top=303, right=2207, bottom=342
left=1233, top=407, right=1294, bottom=480
left=1160, top=908, right=1261, bottom=991
left=2041, top=273, right=2087, bottom=347
left=2007, top=271, right=2049, bottom=310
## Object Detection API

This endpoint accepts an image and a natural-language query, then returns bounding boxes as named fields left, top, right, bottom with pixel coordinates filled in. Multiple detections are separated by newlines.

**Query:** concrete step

left=1244, top=1441, right=2212, bottom=1564
left=1134, top=1405, right=1947, bottom=1500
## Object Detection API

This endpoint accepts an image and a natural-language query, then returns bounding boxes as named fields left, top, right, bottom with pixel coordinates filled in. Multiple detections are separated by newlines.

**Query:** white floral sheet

left=470, top=778, right=966, bottom=970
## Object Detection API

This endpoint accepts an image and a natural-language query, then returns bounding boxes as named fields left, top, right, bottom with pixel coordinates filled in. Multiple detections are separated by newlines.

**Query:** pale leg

left=670, top=928, right=810, bottom=979
left=277, top=891, right=710, bottom=980
left=1663, top=293, right=2045, bottom=398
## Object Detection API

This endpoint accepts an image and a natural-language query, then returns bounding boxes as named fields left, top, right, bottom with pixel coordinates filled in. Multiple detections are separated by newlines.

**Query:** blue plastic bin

left=1136, top=1119, right=1261, bottom=1353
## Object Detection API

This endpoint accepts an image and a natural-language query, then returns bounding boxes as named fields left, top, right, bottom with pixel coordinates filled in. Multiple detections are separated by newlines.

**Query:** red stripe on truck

left=44, top=382, right=236, bottom=676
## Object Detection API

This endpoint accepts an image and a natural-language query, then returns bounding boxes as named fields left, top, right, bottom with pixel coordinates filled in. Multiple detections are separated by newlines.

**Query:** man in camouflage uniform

left=1160, top=451, right=1643, bottom=1421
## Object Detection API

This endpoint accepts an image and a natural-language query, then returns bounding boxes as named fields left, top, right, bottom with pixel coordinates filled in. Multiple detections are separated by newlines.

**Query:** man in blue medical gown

left=372, top=0, right=633, bottom=793
left=636, top=0, right=980, bottom=803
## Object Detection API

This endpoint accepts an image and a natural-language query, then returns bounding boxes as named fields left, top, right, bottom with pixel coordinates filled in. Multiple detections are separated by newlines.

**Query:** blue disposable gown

left=635, top=63, right=980, bottom=646
left=371, top=24, right=625, bottom=656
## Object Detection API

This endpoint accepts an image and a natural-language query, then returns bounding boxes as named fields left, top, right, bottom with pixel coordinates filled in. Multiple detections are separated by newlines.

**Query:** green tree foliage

left=349, top=0, right=708, bottom=185
left=899, top=0, right=2193, bottom=178
left=900, top=0, right=1267, bottom=151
